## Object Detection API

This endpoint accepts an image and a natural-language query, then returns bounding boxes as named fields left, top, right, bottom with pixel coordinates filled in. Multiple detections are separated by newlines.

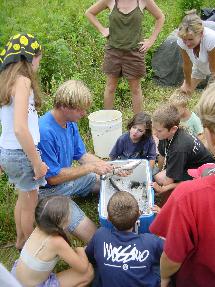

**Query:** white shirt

left=177, top=27, right=215, bottom=75
left=0, top=263, right=22, bottom=287
left=0, top=92, right=40, bottom=149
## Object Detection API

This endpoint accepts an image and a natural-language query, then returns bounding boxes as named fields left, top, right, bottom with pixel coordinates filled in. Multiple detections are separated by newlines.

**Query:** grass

left=0, top=0, right=212, bottom=270
left=0, top=81, right=202, bottom=270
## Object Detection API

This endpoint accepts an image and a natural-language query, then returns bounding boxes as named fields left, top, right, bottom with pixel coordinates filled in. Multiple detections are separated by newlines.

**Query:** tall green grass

left=0, top=0, right=214, bottom=245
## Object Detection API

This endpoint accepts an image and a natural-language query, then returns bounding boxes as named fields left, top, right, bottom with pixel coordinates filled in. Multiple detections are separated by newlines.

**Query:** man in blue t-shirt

left=86, top=191, right=163, bottom=287
left=38, top=80, right=113, bottom=242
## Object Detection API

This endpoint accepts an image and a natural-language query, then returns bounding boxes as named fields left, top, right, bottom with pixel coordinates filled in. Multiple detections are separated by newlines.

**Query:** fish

left=101, top=160, right=142, bottom=180
left=115, top=159, right=142, bottom=171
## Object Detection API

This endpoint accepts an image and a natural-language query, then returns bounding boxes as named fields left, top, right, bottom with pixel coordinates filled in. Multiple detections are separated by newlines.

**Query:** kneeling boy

left=152, top=104, right=215, bottom=195
left=85, top=191, right=163, bottom=287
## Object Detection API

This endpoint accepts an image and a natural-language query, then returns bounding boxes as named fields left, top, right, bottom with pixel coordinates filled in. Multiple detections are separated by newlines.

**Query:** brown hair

left=54, top=79, right=92, bottom=110
left=178, top=9, right=203, bottom=38
left=196, top=82, right=215, bottom=133
left=35, top=196, right=71, bottom=245
left=152, top=104, right=180, bottom=129
left=0, top=55, right=42, bottom=109
left=107, top=191, right=139, bottom=231
left=127, top=112, right=152, bottom=140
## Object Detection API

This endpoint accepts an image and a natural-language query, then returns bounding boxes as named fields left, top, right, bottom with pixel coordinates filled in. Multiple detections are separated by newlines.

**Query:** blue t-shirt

left=109, top=132, right=156, bottom=160
left=86, top=227, right=163, bottom=287
left=38, top=111, right=86, bottom=179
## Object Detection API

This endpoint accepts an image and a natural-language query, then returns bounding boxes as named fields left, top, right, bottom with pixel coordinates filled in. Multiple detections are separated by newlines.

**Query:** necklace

left=162, top=135, right=175, bottom=171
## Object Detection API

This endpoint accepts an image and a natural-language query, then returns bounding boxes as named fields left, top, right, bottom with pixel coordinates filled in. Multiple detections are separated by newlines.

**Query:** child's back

left=86, top=191, right=163, bottom=287
left=86, top=227, right=163, bottom=287
left=12, top=196, right=93, bottom=287
left=14, top=228, right=60, bottom=286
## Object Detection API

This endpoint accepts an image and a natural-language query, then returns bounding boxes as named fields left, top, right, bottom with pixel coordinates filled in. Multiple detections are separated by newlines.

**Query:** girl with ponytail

left=11, top=196, right=93, bottom=287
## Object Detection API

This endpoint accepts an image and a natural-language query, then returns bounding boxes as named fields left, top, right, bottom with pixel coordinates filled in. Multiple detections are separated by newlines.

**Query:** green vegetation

left=0, top=0, right=214, bottom=267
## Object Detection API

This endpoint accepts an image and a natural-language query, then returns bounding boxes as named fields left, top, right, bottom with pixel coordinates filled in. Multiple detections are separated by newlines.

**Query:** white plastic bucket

left=88, top=110, right=122, bottom=158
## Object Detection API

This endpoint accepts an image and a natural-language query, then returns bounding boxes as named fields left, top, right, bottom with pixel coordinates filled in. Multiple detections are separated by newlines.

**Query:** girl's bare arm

left=139, top=0, right=165, bottom=52
left=55, top=237, right=89, bottom=273
left=13, top=76, right=47, bottom=179
left=85, top=0, right=111, bottom=37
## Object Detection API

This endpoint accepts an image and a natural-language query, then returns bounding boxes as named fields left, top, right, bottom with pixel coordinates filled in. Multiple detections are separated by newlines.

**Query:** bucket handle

left=90, top=123, right=121, bottom=137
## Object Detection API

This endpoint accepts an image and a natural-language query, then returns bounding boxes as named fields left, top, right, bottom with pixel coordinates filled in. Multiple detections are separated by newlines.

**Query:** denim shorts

left=192, top=64, right=208, bottom=80
left=0, top=148, right=46, bottom=192
left=11, top=260, right=60, bottom=287
left=39, top=173, right=96, bottom=198
left=39, top=174, right=96, bottom=232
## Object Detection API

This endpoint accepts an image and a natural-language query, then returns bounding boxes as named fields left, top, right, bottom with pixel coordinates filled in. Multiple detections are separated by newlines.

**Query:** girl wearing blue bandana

left=0, top=33, right=48, bottom=250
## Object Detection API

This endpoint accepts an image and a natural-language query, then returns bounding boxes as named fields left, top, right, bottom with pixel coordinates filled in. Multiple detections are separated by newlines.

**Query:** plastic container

left=88, top=110, right=122, bottom=158
left=99, top=159, right=155, bottom=233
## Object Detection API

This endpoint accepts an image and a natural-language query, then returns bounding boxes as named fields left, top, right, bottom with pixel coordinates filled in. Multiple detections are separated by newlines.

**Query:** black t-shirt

left=158, top=128, right=215, bottom=181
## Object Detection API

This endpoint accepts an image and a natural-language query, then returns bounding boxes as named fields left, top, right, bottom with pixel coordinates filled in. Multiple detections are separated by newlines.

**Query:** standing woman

left=85, top=0, right=165, bottom=113
left=178, top=10, right=215, bottom=94
left=0, top=34, right=48, bottom=250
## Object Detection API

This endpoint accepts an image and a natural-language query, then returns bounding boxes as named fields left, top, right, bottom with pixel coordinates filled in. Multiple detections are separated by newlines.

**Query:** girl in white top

left=0, top=33, right=48, bottom=250
left=177, top=10, right=215, bottom=93
left=12, top=196, right=93, bottom=287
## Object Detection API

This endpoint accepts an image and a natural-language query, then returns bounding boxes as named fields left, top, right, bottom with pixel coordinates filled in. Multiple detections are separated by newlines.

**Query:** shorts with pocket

left=0, top=148, right=46, bottom=192
left=103, top=46, right=146, bottom=79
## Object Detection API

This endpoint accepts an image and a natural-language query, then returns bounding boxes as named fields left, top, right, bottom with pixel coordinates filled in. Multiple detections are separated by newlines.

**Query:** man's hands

left=91, top=160, right=113, bottom=175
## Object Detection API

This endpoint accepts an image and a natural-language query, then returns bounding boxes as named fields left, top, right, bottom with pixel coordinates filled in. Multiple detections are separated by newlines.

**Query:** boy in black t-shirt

left=152, top=104, right=215, bottom=197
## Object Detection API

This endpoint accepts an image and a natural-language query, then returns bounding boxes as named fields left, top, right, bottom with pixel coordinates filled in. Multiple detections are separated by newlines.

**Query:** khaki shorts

left=103, top=46, right=146, bottom=79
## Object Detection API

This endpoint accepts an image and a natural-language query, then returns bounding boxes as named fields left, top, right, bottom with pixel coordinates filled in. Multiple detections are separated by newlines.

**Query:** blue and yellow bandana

left=0, top=33, right=42, bottom=71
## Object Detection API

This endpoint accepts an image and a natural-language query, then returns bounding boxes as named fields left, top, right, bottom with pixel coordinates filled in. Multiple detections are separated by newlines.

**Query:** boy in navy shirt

left=85, top=191, right=163, bottom=287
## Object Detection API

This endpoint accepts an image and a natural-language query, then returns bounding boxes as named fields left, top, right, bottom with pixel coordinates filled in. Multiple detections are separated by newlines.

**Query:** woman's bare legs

left=15, top=189, right=38, bottom=249
left=57, top=263, right=94, bottom=287
left=104, top=75, right=119, bottom=109
left=128, top=78, right=143, bottom=113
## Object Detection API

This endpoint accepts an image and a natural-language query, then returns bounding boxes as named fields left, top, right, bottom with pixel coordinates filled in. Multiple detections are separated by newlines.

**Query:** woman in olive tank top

left=85, top=0, right=164, bottom=113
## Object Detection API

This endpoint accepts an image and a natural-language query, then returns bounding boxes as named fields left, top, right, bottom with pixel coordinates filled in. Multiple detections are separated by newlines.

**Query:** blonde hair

left=169, top=89, right=189, bottom=108
left=178, top=9, right=203, bottom=38
left=0, top=59, right=42, bottom=109
left=54, top=80, right=92, bottom=110
left=152, top=104, right=180, bottom=129
left=196, top=82, right=215, bottom=133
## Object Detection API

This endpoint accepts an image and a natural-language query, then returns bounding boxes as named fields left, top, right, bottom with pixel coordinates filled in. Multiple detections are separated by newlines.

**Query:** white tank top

left=0, top=92, right=40, bottom=149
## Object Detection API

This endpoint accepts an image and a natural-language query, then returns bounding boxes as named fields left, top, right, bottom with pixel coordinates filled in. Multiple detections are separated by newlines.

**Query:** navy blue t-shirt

left=109, top=132, right=156, bottom=161
left=86, top=227, right=163, bottom=287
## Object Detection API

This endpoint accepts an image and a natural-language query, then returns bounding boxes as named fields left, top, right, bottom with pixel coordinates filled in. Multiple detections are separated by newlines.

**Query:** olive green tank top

left=108, top=0, right=144, bottom=51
